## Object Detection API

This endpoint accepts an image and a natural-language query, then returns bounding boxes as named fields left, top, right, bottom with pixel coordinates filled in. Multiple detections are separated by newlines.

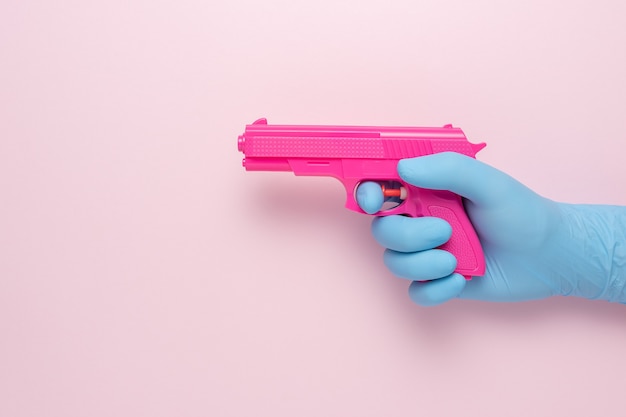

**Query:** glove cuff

left=553, top=203, right=626, bottom=303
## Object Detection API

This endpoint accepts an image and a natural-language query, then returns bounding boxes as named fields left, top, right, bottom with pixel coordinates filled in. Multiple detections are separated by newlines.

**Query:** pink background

left=2, top=0, right=626, bottom=416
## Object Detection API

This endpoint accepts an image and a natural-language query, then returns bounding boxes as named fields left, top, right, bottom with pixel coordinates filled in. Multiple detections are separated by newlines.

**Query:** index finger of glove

left=397, top=152, right=519, bottom=207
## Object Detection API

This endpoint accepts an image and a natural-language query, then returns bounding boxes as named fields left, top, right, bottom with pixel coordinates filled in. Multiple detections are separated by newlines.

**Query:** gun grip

left=416, top=189, right=485, bottom=279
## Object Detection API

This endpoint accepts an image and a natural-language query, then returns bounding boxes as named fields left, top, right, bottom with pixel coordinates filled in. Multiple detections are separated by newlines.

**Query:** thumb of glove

left=398, top=152, right=520, bottom=208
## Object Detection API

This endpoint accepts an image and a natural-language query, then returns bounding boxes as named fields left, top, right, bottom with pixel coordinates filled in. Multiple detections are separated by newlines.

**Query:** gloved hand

left=356, top=152, right=626, bottom=306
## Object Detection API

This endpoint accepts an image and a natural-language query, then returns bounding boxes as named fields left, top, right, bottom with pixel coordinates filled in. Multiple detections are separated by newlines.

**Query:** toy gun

left=237, top=118, right=486, bottom=278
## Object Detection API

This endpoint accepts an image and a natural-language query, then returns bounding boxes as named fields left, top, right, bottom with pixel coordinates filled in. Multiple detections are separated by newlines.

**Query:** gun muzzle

left=239, top=133, right=292, bottom=171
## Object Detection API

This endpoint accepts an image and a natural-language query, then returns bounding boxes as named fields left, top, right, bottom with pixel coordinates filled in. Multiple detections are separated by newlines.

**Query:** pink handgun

left=238, top=118, right=486, bottom=278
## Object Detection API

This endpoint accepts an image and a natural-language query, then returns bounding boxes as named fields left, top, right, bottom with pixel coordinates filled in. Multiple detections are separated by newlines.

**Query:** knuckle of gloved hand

left=408, top=281, right=446, bottom=306
left=393, top=216, right=451, bottom=248
left=373, top=216, right=452, bottom=251
left=383, top=249, right=456, bottom=281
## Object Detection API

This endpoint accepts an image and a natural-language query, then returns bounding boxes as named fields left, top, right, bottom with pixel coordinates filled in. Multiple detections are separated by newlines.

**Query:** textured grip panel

left=402, top=187, right=485, bottom=278
left=428, top=206, right=478, bottom=273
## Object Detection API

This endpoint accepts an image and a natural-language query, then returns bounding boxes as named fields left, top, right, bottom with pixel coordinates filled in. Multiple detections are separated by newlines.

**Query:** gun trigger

left=253, top=118, right=268, bottom=125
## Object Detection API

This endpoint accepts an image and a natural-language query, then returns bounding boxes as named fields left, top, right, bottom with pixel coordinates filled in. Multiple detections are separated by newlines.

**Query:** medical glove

left=357, top=152, right=626, bottom=306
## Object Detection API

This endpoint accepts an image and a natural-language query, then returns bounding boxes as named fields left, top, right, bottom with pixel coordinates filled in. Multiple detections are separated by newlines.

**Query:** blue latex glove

left=356, top=152, right=626, bottom=306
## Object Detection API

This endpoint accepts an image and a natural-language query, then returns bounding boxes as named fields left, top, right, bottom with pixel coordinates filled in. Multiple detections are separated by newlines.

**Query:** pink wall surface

left=2, top=1, right=626, bottom=416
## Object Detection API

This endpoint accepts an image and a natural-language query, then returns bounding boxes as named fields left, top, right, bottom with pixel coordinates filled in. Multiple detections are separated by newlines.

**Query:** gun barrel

left=238, top=119, right=485, bottom=161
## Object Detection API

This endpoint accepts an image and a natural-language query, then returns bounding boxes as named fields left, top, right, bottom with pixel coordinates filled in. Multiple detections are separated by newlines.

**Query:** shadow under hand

left=398, top=291, right=626, bottom=345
